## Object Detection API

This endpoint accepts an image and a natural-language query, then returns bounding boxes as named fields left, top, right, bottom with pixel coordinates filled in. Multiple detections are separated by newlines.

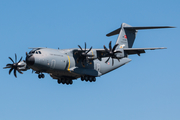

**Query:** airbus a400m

left=3, top=23, right=174, bottom=85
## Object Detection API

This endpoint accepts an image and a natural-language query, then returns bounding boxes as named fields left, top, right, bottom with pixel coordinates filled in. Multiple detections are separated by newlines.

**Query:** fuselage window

left=39, top=51, right=41, bottom=54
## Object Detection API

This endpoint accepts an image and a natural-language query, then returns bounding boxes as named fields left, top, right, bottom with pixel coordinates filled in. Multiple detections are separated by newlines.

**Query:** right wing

left=123, top=47, right=167, bottom=56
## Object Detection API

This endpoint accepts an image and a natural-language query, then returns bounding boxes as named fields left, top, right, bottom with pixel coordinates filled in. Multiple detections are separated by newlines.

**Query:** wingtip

left=167, top=26, right=176, bottom=28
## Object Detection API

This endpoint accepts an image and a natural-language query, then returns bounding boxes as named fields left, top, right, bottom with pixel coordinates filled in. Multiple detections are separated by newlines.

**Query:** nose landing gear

left=38, top=73, right=45, bottom=79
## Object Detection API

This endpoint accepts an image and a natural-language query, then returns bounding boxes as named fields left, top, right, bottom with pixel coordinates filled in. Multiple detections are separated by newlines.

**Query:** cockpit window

left=29, top=51, right=35, bottom=54
left=29, top=50, right=42, bottom=54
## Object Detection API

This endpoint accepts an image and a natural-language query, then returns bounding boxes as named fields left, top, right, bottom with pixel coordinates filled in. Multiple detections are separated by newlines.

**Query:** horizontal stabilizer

left=106, top=28, right=121, bottom=37
left=106, top=26, right=175, bottom=37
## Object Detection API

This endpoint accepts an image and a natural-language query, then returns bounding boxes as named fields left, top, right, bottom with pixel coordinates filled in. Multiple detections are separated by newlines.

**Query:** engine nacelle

left=18, top=61, right=30, bottom=71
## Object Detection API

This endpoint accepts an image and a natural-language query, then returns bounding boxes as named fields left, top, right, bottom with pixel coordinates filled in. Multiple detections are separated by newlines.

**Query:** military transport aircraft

left=3, top=23, right=174, bottom=85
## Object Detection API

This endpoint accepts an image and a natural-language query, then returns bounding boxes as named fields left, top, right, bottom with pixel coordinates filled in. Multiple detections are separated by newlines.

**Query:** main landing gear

left=81, top=76, right=96, bottom=82
left=38, top=73, right=45, bottom=79
left=57, top=78, right=73, bottom=85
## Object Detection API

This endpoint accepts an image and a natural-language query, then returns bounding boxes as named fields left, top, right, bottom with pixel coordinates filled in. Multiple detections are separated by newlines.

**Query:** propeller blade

left=86, top=46, right=92, bottom=54
left=6, top=64, right=12, bottom=66
left=14, top=69, right=17, bottom=78
left=112, top=58, right=114, bottom=66
left=77, top=42, right=93, bottom=66
left=9, top=57, right=14, bottom=63
left=105, top=57, right=110, bottom=63
left=17, top=69, right=23, bottom=74
left=85, top=42, right=86, bottom=51
left=104, top=45, right=109, bottom=53
left=4, top=64, right=12, bottom=69
left=18, top=57, right=23, bottom=63
left=3, top=66, right=11, bottom=69
left=5, top=54, right=24, bottom=78
left=109, top=41, right=112, bottom=51
left=78, top=45, right=83, bottom=51
left=9, top=68, right=13, bottom=75
left=112, top=44, right=119, bottom=52
left=15, top=54, right=17, bottom=63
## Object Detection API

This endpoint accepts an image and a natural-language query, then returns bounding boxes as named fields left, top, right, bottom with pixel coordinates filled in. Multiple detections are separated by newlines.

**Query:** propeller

left=77, top=42, right=94, bottom=66
left=3, top=54, right=25, bottom=78
left=103, top=41, right=122, bottom=66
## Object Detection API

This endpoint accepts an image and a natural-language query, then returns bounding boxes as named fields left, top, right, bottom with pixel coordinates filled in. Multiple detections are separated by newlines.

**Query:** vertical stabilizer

left=106, top=23, right=174, bottom=49
left=115, top=23, right=137, bottom=49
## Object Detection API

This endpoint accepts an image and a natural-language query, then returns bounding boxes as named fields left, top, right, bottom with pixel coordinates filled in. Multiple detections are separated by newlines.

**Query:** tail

left=106, top=23, right=175, bottom=49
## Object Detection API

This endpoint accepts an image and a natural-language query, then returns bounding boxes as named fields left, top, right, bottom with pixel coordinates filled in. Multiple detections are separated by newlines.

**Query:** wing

left=73, top=47, right=166, bottom=61
left=123, top=47, right=166, bottom=56
left=95, top=47, right=166, bottom=58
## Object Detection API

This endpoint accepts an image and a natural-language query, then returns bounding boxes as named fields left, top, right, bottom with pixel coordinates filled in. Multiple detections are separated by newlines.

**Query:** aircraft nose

left=26, top=55, right=35, bottom=66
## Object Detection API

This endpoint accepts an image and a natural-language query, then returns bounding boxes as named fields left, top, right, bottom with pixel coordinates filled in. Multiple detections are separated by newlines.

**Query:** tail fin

left=106, top=23, right=175, bottom=49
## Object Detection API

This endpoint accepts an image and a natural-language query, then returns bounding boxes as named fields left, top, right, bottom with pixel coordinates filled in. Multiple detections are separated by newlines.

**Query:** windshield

left=29, top=50, right=42, bottom=54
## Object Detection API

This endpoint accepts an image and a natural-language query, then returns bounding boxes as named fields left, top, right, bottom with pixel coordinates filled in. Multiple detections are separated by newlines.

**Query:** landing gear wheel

left=41, top=74, right=45, bottom=78
left=93, top=77, right=96, bottom=82
left=57, top=79, right=61, bottom=84
left=81, top=76, right=84, bottom=81
left=66, top=80, right=70, bottom=85
left=38, top=73, right=45, bottom=79
left=38, top=74, right=41, bottom=79
left=89, top=77, right=93, bottom=82
left=61, top=78, right=65, bottom=84
left=69, top=80, right=73, bottom=85
left=85, top=76, right=88, bottom=82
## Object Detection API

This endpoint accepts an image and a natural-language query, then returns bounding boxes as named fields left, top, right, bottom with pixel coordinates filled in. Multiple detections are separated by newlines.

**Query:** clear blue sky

left=0, top=0, right=180, bottom=120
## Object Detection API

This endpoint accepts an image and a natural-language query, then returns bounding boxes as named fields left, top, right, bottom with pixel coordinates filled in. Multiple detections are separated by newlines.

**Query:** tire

left=89, top=77, right=93, bottom=82
left=81, top=76, right=84, bottom=81
left=62, top=78, right=65, bottom=84
left=57, top=79, right=61, bottom=84
left=93, top=77, right=96, bottom=82
left=38, top=74, right=41, bottom=79
left=69, top=80, right=73, bottom=85
left=85, top=76, right=88, bottom=82
left=66, top=80, right=70, bottom=85
left=41, top=74, right=45, bottom=78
